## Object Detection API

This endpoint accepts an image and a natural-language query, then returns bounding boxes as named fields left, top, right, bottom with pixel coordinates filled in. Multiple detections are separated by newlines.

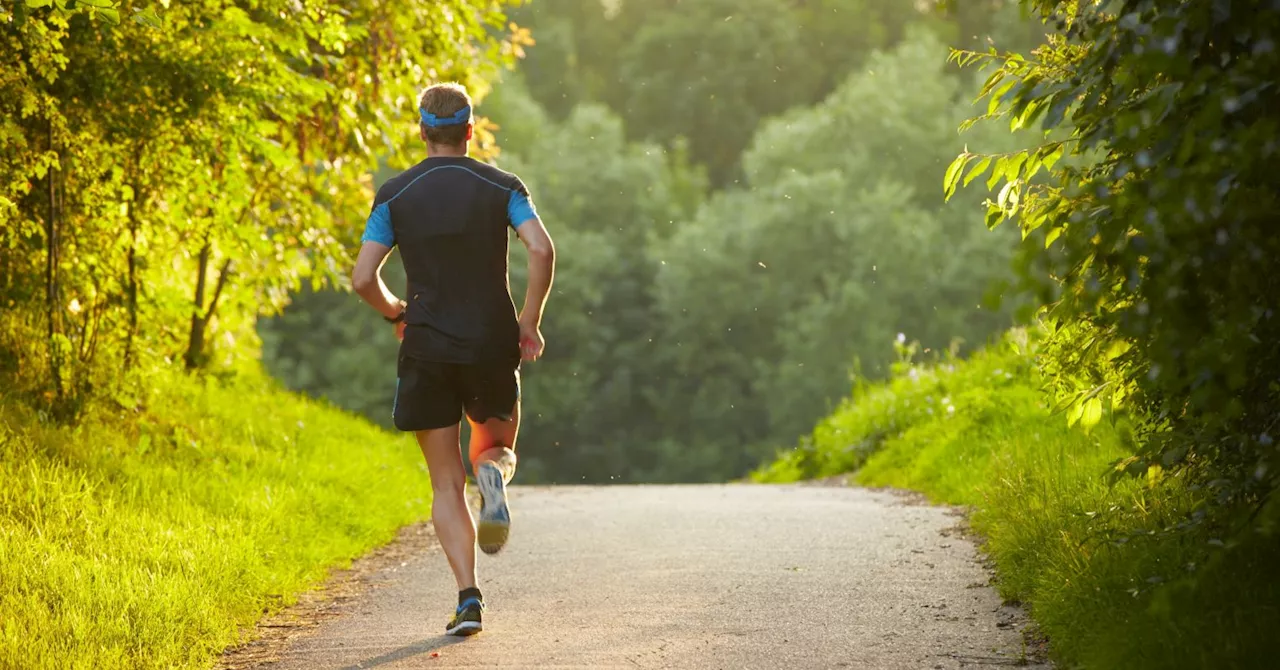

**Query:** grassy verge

left=754, top=331, right=1277, bottom=669
left=0, top=368, right=429, bottom=669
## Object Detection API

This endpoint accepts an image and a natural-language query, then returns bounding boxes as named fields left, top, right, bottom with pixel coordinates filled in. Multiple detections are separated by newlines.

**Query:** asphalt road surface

left=261, top=484, right=1047, bottom=669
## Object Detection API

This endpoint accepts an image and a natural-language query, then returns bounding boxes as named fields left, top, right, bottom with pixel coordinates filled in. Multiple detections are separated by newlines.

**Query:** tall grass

left=755, top=332, right=1278, bottom=669
left=0, top=368, right=430, bottom=669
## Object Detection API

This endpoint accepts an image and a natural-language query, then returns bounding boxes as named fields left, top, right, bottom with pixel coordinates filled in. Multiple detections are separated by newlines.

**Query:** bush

left=948, top=0, right=1280, bottom=527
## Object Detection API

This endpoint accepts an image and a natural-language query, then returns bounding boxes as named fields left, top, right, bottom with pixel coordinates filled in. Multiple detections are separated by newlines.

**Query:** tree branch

left=204, top=259, right=234, bottom=323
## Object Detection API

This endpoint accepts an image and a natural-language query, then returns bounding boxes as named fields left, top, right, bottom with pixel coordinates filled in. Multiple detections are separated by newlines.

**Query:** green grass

left=755, top=331, right=1278, bottom=669
left=0, top=368, right=430, bottom=669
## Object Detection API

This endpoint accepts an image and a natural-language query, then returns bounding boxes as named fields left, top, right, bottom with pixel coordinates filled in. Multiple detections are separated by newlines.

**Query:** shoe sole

left=476, top=463, right=510, bottom=555
left=446, top=620, right=482, bottom=636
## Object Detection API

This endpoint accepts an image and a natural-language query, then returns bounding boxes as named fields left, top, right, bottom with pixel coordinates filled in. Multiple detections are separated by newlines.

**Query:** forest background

left=259, top=0, right=1045, bottom=484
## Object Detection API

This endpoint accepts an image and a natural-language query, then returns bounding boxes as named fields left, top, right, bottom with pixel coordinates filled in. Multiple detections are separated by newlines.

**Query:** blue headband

left=420, top=105, right=471, bottom=128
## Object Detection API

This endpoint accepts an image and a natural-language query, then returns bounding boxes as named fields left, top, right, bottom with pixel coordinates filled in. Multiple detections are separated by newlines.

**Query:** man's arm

left=515, top=217, right=555, bottom=360
left=351, top=241, right=405, bottom=320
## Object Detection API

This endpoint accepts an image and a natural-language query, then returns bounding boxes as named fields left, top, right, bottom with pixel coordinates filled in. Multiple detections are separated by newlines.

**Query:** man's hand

left=395, top=321, right=406, bottom=342
left=514, top=217, right=554, bottom=362
left=519, top=318, right=544, bottom=361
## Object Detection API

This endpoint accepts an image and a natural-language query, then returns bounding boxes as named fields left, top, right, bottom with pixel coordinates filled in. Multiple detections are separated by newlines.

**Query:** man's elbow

left=529, top=239, right=555, bottom=263
left=351, top=271, right=374, bottom=295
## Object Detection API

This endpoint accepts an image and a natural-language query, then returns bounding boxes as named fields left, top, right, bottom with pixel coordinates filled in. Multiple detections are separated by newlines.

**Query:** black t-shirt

left=361, top=156, right=539, bottom=366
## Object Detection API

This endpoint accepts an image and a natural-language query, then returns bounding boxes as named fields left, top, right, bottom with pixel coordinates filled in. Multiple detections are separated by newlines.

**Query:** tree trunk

left=184, top=175, right=252, bottom=371
left=124, top=182, right=141, bottom=369
left=45, top=120, right=63, bottom=398
left=184, top=240, right=233, bottom=371
left=184, top=241, right=211, bottom=370
left=206, top=259, right=232, bottom=328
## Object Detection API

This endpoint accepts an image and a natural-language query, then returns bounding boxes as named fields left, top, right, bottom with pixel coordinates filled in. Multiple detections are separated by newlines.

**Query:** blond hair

left=418, top=83, right=473, bottom=146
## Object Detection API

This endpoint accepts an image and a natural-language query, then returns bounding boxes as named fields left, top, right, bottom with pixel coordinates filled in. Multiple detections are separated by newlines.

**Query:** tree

left=613, top=0, right=814, bottom=186
left=0, top=0, right=525, bottom=415
left=505, top=0, right=627, bottom=122
left=652, top=27, right=1025, bottom=469
left=949, top=0, right=1280, bottom=517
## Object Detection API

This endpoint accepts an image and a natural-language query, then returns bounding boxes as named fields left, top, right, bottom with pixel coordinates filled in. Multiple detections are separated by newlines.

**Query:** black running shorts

left=392, top=356, right=520, bottom=431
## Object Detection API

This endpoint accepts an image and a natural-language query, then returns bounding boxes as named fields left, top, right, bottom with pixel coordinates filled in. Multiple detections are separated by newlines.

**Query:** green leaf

left=1080, top=397, right=1103, bottom=429
left=1104, top=338, right=1131, bottom=361
left=1176, top=129, right=1196, bottom=165
left=1023, top=208, right=1051, bottom=234
left=96, top=6, right=120, bottom=22
left=1005, top=153, right=1028, bottom=183
left=963, top=156, right=992, bottom=187
left=78, top=0, right=113, bottom=7
left=987, top=78, right=1016, bottom=115
left=1067, top=397, right=1085, bottom=427
left=987, top=155, right=1008, bottom=190
left=1050, top=394, right=1076, bottom=416
left=985, top=205, right=1003, bottom=230
left=1011, top=99, right=1044, bottom=132
left=1006, top=182, right=1021, bottom=212
left=943, top=154, right=969, bottom=202
left=997, top=179, right=1017, bottom=210
left=1042, top=144, right=1064, bottom=170
left=1042, top=91, right=1073, bottom=132
left=978, top=69, right=1006, bottom=99
left=132, top=7, right=162, bottom=27
left=25, top=0, right=54, bottom=8
left=1045, top=225, right=1064, bottom=248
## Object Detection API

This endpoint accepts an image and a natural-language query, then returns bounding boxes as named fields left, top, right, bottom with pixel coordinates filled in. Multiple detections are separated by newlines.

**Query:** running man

left=351, top=82, right=555, bottom=637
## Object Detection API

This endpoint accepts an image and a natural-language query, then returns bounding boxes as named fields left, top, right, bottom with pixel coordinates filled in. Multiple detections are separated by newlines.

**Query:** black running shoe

left=445, top=596, right=484, bottom=636
left=475, top=462, right=511, bottom=555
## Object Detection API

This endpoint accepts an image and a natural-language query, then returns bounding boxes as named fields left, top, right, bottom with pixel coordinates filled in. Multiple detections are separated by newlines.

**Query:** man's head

left=418, top=83, right=473, bottom=152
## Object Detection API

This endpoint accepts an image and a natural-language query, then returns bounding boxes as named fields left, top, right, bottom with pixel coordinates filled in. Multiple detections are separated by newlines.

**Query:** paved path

left=263, top=485, right=1045, bottom=669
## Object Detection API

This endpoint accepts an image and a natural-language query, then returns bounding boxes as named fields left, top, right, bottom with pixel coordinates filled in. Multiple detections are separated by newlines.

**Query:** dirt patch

left=217, top=522, right=437, bottom=670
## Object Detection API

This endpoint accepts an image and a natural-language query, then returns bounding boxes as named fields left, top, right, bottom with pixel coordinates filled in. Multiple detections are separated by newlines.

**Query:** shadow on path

left=946, top=653, right=1033, bottom=666
left=340, top=636, right=466, bottom=669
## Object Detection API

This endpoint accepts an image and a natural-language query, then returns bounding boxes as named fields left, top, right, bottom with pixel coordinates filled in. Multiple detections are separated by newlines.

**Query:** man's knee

left=430, top=472, right=468, bottom=498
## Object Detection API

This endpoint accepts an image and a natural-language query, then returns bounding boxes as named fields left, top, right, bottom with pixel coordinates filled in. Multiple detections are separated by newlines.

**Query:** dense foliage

left=510, top=0, right=1042, bottom=185
left=948, top=0, right=1279, bottom=527
left=0, top=0, right=525, bottom=415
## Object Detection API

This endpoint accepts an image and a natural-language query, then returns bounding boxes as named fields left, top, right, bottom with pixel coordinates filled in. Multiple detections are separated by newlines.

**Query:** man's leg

left=469, top=400, right=520, bottom=482
left=415, top=423, right=478, bottom=591
left=469, top=401, right=520, bottom=555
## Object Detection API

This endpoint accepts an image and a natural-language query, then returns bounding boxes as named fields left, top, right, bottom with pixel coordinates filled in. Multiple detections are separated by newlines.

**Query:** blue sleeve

left=361, top=202, right=394, bottom=246
left=507, top=190, right=538, bottom=229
